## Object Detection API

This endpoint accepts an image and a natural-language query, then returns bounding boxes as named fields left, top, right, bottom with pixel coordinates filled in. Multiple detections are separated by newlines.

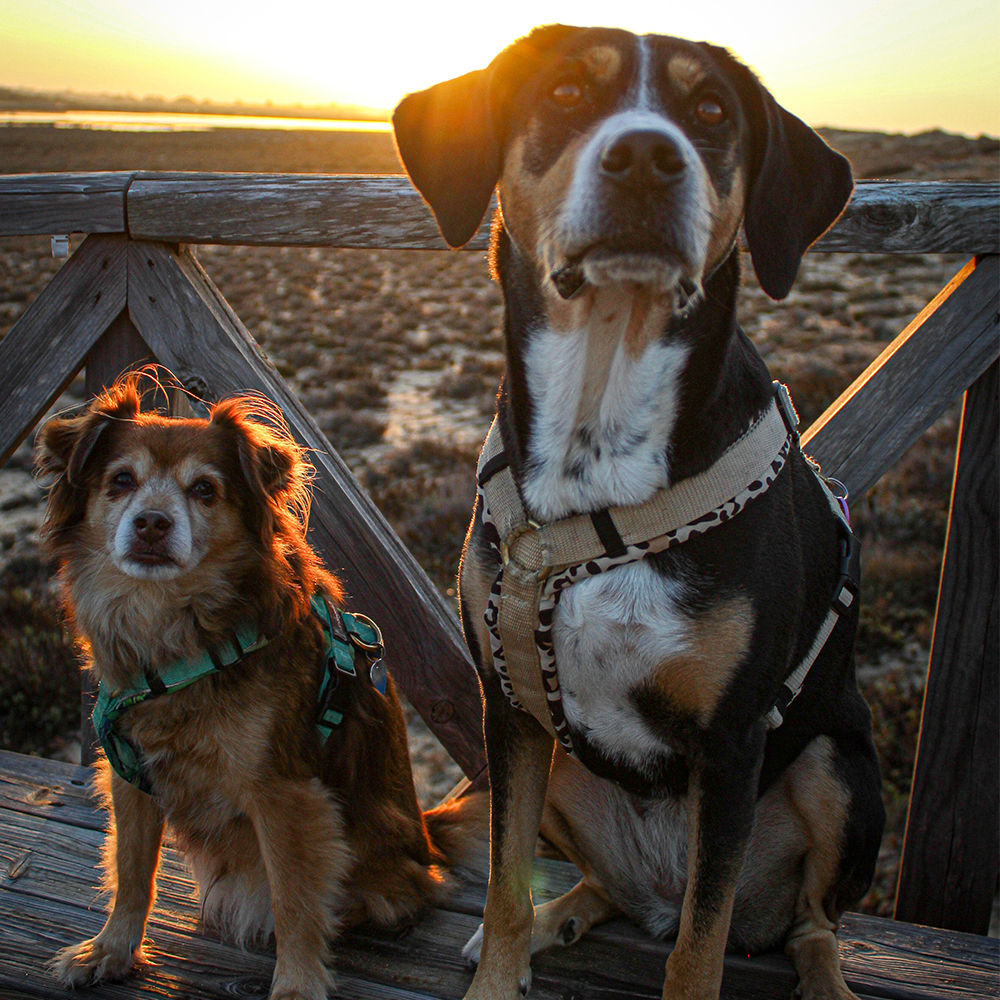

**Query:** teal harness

left=92, top=596, right=386, bottom=794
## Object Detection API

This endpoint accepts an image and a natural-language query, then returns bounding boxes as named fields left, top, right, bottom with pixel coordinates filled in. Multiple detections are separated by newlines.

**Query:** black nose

left=600, top=130, right=686, bottom=186
left=134, top=510, right=173, bottom=543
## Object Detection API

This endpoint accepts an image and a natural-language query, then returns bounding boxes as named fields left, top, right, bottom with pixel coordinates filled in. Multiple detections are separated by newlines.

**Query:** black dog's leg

left=464, top=671, right=554, bottom=1000
left=664, top=725, right=766, bottom=1000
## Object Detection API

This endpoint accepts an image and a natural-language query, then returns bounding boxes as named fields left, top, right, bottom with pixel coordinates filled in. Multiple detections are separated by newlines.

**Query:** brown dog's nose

left=600, top=130, right=686, bottom=186
left=134, top=510, right=173, bottom=543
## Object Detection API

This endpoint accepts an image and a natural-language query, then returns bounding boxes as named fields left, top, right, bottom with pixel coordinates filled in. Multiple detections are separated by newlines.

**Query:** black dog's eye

left=110, top=470, right=136, bottom=491
left=551, top=80, right=584, bottom=109
left=190, top=479, right=216, bottom=501
left=695, top=97, right=725, bottom=126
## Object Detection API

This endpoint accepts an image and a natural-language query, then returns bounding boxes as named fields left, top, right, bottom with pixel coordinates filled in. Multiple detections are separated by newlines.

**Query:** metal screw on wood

left=431, top=700, right=454, bottom=724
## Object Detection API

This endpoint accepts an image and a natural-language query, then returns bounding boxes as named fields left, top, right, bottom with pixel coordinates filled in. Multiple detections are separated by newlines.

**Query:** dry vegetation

left=0, top=121, right=996, bottom=911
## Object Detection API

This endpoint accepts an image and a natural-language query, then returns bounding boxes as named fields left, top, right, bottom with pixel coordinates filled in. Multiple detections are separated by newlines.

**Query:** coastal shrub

left=0, top=557, right=80, bottom=755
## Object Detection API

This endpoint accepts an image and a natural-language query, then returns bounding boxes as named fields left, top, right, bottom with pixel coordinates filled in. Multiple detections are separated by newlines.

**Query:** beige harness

left=477, top=383, right=855, bottom=753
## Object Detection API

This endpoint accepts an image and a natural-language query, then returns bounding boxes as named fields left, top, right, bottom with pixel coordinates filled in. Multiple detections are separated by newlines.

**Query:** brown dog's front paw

left=51, top=934, right=141, bottom=987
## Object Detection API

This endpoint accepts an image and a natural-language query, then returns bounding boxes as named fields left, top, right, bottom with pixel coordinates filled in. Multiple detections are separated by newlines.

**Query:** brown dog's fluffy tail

left=424, top=786, right=491, bottom=881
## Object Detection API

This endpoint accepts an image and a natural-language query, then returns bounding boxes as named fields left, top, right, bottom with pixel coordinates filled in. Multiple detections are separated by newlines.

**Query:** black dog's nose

left=600, top=130, right=686, bottom=185
left=134, top=510, right=173, bottom=543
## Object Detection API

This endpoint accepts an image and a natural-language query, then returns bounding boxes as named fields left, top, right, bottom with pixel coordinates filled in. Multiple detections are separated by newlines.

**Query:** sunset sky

left=1, top=0, right=997, bottom=135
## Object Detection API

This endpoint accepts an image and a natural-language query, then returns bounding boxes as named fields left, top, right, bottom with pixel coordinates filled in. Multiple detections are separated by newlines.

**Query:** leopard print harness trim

left=477, top=383, right=816, bottom=756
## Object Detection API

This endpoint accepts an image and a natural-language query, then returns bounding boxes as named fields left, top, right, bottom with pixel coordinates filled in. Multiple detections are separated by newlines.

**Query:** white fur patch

left=189, top=847, right=275, bottom=948
left=521, top=305, right=689, bottom=521
left=553, top=560, right=690, bottom=772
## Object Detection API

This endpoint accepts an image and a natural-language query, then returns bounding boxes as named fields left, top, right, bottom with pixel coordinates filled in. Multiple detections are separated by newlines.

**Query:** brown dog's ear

left=35, top=380, right=141, bottom=485
left=715, top=50, right=853, bottom=300
left=393, top=69, right=500, bottom=249
left=210, top=396, right=309, bottom=539
left=36, top=415, right=89, bottom=478
left=236, top=434, right=297, bottom=500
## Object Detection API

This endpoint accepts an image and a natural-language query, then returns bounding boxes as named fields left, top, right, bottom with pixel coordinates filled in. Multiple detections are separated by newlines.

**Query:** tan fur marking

left=467, top=725, right=554, bottom=1000
left=582, top=45, right=622, bottom=83
left=784, top=736, right=858, bottom=1000
left=786, top=736, right=851, bottom=928
left=660, top=785, right=734, bottom=1000
left=530, top=880, right=619, bottom=954
left=704, top=169, right=747, bottom=274
left=668, top=55, right=707, bottom=95
left=499, top=129, right=592, bottom=324
left=651, top=595, right=754, bottom=722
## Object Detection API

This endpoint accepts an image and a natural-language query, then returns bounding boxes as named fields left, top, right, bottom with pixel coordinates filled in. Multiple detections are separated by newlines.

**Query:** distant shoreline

left=0, top=86, right=390, bottom=123
left=0, top=110, right=393, bottom=134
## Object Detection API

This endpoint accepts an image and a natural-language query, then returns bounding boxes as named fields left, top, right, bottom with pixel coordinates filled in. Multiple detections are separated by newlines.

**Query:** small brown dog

left=39, top=379, right=480, bottom=1000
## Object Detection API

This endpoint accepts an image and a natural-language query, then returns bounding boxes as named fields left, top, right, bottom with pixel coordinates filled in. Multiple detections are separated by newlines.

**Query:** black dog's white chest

left=552, top=560, right=690, bottom=771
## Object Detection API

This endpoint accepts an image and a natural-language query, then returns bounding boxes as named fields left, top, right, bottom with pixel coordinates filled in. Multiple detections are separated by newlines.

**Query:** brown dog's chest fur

left=115, top=625, right=324, bottom=832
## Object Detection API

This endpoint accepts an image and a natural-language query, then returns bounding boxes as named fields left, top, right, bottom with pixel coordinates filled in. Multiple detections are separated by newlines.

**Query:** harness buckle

left=346, top=612, right=384, bottom=662
left=774, top=382, right=800, bottom=438
left=833, top=522, right=861, bottom=616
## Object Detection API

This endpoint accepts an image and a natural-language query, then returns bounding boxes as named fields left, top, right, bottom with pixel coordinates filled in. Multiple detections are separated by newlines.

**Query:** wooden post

left=79, top=309, right=165, bottom=766
left=894, top=357, right=1000, bottom=933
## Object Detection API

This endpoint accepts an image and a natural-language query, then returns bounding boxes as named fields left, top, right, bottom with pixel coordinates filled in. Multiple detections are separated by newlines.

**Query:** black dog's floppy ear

left=393, top=69, right=500, bottom=249
left=722, top=55, right=854, bottom=300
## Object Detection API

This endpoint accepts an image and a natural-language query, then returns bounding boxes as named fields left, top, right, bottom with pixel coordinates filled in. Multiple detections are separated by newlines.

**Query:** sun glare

left=1, top=0, right=997, bottom=134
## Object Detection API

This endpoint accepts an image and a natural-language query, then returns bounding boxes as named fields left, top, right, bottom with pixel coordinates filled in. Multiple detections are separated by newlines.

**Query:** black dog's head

left=394, top=25, right=852, bottom=305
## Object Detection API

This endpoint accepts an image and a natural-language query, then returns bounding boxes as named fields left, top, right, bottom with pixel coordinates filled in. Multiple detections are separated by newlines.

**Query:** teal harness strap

left=93, top=598, right=385, bottom=793
left=312, top=595, right=386, bottom=741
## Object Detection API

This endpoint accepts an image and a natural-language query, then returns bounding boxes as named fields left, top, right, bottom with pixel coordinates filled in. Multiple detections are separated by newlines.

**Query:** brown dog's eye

left=190, top=479, right=216, bottom=501
left=695, top=98, right=725, bottom=125
left=110, top=470, right=136, bottom=491
left=551, top=81, right=583, bottom=109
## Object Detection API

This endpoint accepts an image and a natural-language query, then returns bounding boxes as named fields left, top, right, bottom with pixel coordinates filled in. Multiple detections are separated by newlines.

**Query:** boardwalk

left=1, top=750, right=997, bottom=1000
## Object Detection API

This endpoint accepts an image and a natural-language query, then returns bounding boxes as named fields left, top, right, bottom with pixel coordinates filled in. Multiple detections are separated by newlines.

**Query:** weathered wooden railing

left=0, top=173, right=997, bottom=941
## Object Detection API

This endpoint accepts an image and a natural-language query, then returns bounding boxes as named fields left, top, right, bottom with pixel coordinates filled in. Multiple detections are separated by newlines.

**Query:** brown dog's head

left=394, top=25, right=852, bottom=304
left=36, top=379, right=323, bottom=617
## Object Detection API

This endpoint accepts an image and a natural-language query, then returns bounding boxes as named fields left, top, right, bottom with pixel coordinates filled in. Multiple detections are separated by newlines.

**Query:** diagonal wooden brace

left=0, top=234, right=128, bottom=466
left=125, top=240, right=486, bottom=778
left=803, top=255, right=1000, bottom=498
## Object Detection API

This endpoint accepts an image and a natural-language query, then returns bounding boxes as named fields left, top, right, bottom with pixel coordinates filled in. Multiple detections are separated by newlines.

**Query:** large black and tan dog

left=394, top=24, right=884, bottom=1000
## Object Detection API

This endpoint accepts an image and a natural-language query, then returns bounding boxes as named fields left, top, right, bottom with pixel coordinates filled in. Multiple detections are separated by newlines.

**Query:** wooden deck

left=1, top=751, right=996, bottom=1000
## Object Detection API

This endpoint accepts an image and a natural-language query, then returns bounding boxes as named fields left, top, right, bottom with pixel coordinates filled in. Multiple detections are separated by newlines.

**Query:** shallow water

left=0, top=110, right=391, bottom=133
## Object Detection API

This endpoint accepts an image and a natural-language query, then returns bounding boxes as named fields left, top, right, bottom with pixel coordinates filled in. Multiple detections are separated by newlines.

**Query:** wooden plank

left=120, top=175, right=998, bottom=253
left=813, top=181, right=1000, bottom=254
left=5, top=840, right=995, bottom=1000
left=79, top=313, right=167, bottom=766
left=0, top=888, right=445, bottom=1000
left=895, top=359, right=1000, bottom=933
left=125, top=173, right=481, bottom=250
left=803, top=255, right=999, bottom=498
left=0, top=172, right=132, bottom=236
left=2, top=172, right=996, bottom=253
left=124, top=240, right=486, bottom=779
left=0, top=234, right=127, bottom=467
left=3, top=754, right=997, bottom=1000
left=0, top=751, right=103, bottom=832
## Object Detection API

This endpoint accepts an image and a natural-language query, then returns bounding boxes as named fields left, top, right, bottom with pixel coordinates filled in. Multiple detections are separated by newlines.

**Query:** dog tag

left=369, top=658, right=387, bottom=696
